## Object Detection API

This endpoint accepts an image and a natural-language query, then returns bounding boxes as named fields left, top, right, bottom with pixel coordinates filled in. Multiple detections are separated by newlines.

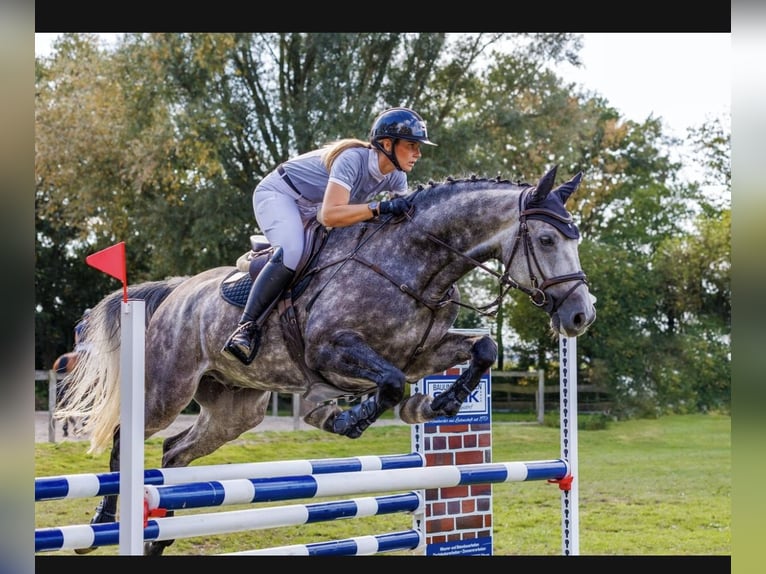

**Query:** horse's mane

left=408, top=174, right=533, bottom=206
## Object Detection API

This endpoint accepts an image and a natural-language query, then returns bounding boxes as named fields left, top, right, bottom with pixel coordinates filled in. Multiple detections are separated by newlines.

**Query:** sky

left=553, top=33, right=730, bottom=185
left=35, top=32, right=731, bottom=182
left=553, top=33, right=730, bottom=136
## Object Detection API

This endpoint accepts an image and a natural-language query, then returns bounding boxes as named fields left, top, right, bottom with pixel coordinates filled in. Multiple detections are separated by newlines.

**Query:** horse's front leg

left=399, top=333, right=497, bottom=422
left=304, top=330, right=405, bottom=439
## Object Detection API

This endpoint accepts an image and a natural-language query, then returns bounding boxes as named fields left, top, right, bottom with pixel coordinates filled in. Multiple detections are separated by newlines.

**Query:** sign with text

left=421, top=371, right=491, bottom=425
left=426, top=536, right=492, bottom=556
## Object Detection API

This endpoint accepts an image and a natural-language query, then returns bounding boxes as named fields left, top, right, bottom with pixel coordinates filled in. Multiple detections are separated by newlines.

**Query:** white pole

left=119, top=300, right=145, bottom=555
left=292, top=393, right=301, bottom=430
left=559, top=335, right=579, bottom=555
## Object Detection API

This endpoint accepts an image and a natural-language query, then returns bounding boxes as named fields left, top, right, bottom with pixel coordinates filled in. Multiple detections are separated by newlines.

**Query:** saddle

left=220, top=213, right=334, bottom=395
left=220, top=216, right=328, bottom=307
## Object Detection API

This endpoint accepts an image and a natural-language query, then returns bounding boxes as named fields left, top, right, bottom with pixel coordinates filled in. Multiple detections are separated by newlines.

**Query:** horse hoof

left=398, top=393, right=436, bottom=423
left=303, top=404, right=342, bottom=432
left=74, top=546, right=96, bottom=555
left=144, top=541, right=172, bottom=556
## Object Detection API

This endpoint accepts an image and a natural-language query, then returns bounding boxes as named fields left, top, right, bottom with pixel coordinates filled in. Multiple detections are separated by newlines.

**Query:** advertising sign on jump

left=420, top=370, right=491, bottom=425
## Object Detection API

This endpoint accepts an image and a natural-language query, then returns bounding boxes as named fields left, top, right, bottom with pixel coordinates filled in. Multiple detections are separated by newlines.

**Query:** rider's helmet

left=369, top=107, right=437, bottom=147
left=369, top=107, right=436, bottom=171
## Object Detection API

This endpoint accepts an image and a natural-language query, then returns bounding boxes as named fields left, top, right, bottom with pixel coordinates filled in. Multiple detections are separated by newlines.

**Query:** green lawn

left=34, top=413, right=730, bottom=556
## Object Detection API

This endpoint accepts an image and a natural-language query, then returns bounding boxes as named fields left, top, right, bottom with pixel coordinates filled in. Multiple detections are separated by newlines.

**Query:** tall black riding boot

left=222, top=247, right=295, bottom=365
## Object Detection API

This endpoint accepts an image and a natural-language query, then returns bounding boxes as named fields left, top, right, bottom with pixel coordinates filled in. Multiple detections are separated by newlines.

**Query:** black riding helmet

left=369, top=107, right=437, bottom=171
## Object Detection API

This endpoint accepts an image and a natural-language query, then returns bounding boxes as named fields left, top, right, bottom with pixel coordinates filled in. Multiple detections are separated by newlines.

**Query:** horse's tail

left=55, top=276, right=188, bottom=454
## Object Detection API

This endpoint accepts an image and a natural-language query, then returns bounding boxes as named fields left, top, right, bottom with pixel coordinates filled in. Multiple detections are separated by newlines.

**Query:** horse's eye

left=540, top=235, right=554, bottom=247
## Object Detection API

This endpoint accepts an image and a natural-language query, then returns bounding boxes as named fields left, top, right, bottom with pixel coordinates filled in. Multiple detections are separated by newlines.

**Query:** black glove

left=378, top=197, right=410, bottom=217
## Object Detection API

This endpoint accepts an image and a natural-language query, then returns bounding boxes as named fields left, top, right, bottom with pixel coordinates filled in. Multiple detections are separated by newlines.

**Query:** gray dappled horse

left=58, top=165, right=596, bottom=555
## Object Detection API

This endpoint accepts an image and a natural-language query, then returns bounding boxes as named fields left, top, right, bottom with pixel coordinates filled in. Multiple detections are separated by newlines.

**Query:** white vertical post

left=292, top=393, right=301, bottom=430
left=119, top=300, right=145, bottom=555
left=559, top=335, right=579, bottom=555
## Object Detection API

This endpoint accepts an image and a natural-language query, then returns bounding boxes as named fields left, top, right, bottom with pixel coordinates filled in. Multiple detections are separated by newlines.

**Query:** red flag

left=86, top=242, right=127, bottom=283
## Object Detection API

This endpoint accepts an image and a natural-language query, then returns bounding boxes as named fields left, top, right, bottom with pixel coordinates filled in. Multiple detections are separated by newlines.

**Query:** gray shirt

left=278, top=146, right=407, bottom=203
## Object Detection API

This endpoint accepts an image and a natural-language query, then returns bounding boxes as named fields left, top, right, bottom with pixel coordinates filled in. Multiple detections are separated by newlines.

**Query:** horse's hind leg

left=399, top=333, right=497, bottom=422
left=74, top=428, right=120, bottom=554
left=142, top=382, right=272, bottom=556
left=160, top=382, right=272, bottom=468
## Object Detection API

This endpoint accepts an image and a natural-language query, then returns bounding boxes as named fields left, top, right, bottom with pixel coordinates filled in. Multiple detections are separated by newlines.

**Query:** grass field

left=34, top=413, right=730, bottom=556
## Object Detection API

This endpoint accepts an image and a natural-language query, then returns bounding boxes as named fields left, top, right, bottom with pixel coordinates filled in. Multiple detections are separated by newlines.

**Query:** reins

left=297, top=180, right=588, bottom=373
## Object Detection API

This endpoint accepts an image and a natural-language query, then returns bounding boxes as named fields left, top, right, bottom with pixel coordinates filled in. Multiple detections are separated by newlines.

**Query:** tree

left=36, top=34, right=133, bottom=368
left=35, top=33, right=730, bottom=418
left=35, top=32, right=580, bottom=368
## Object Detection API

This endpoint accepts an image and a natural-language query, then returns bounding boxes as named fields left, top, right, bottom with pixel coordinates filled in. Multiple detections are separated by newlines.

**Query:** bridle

left=415, top=186, right=589, bottom=318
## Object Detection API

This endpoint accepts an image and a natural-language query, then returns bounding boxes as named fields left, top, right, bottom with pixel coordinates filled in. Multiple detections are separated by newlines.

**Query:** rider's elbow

left=317, top=209, right=334, bottom=229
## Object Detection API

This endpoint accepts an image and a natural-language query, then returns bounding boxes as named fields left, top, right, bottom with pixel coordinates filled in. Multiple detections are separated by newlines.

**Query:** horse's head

left=505, top=165, right=596, bottom=337
left=393, top=168, right=595, bottom=337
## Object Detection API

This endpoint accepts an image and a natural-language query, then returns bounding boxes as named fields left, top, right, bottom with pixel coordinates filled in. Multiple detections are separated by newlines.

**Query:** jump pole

left=36, top=461, right=568, bottom=552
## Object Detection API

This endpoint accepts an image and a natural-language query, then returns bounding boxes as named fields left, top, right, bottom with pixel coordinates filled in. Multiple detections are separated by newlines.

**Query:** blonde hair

left=321, top=138, right=372, bottom=170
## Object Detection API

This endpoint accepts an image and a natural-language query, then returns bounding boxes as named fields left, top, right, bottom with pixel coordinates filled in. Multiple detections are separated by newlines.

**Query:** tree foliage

left=35, top=33, right=730, bottom=418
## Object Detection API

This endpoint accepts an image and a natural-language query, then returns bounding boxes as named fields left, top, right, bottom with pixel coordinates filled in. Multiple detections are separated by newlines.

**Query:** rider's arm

left=317, top=181, right=376, bottom=228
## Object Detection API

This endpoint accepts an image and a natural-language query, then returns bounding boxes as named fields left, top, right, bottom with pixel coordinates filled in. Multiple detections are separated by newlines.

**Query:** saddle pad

left=220, top=270, right=253, bottom=308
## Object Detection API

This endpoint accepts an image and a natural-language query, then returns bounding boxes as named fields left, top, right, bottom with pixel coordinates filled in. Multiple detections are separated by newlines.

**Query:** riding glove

left=378, top=197, right=410, bottom=217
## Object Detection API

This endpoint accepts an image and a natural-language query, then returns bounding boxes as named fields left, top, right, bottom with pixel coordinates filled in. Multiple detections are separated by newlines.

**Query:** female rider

left=223, top=107, right=437, bottom=365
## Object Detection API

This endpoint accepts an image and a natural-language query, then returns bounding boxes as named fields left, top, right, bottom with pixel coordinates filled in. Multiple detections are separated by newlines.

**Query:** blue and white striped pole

left=35, top=452, right=425, bottom=502
left=224, top=529, right=425, bottom=556
left=36, top=491, right=422, bottom=553
left=144, top=460, right=569, bottom=512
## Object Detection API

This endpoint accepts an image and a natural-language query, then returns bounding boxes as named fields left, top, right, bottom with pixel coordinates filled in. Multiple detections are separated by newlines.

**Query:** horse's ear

left=554, top=171, right=584, bottom=203
left=531, top=165, right=558, bottom=203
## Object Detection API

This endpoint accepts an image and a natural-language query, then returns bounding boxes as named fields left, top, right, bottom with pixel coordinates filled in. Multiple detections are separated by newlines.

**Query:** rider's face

left=393, top=140, right=422, bottom=173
